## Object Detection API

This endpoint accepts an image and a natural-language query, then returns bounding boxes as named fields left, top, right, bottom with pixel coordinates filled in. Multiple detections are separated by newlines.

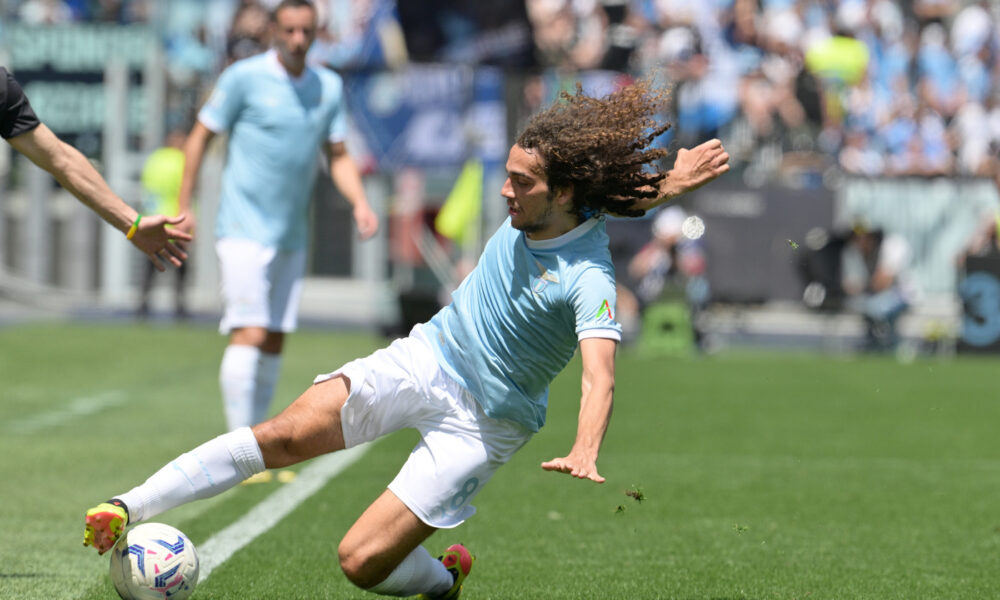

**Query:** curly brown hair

left=516, top=78, right=672, bottom=221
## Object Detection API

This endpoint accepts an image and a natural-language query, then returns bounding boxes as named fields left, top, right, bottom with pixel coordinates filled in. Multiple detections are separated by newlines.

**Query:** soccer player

left=1, top=67, right=190, bottom=270
left=175, top=0, right=379, bottom=432
left=84, top=79, right=729, bottom=599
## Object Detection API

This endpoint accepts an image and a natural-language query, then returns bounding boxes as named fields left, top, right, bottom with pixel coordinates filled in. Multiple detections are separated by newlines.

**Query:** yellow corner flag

left=435, top=159, right=483, bottom=244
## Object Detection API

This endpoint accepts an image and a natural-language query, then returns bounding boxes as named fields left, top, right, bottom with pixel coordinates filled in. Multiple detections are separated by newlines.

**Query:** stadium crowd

left=529, top=0, right=1000, bottom=179
left=3, top=0, right=998, bottom=181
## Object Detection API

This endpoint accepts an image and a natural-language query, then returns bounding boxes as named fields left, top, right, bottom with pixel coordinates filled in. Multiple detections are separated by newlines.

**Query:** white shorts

left=216, top=238, right=306, bottom=334
left=314, top=325, right=533, bottom=529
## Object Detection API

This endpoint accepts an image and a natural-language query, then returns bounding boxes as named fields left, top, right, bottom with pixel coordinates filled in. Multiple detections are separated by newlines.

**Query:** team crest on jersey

left=595, top=299, right=614, bottom=321
left=531, top=261, right=560, bottom=294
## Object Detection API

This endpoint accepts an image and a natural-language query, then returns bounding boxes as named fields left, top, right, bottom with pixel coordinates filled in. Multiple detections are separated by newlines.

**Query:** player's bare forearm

left=636, top=139, right=730, bottom=213
left=11, top=124, right=135, bottom=231
left=48, top=142, right=191, bottom=270
left=329, top=152, right=366, bottom=208
left=541, top=338, right=616, bottom=483
left=10, top=124, right=192, bottom=270
left=177, top=121, right=214, bottom=233
left=328, top=144, right=379, bottom=239
left=541, top=382, right=613, bottom=483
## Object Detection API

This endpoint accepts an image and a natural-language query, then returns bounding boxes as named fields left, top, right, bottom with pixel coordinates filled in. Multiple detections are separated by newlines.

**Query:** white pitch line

left=3, top=391, right=126, bottom=434
left=197, top=442, right=371, bottom=583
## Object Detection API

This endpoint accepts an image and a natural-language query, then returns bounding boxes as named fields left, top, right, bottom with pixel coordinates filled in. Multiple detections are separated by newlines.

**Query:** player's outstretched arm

left=637, top=138, right=730, bottom=214
left=541, top=337, right=617, bottom=484
left=9, top=123, right=192, bottom=271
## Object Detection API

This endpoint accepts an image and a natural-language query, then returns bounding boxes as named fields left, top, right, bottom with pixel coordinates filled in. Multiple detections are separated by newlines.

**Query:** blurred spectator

left=166, top=24, right=217, bottom=86
left=138, top=130, right=190, bottom=319
left=527, top=0, right=607, bottom=70
left=2, top=0, right=997, bottom=182
left=957, top=207, right=1000, bottom=272
left=949, top=95, right=998, bottom=177
left=619, top=205, right=709, bottom=348
left=738, top=7, right=807, bottom=143
left=916, top=22, right=963, bottom=118
left=841, top=224, right=916, bottom=352
left=92, top=0, right=150, bottom=23
left=804, top=8, right=869, bottom=147
left=915, top=104, right=952, bottom=176
left=880, top=99, right=918, bottom=175
left=838, top=127, right=884, bottom=176
left=522, top=0, right=997, bottom=180
left=17, top=0, right=73, bottom=23
left=227, top=0, right=271, bottom=63
left=669, top=28, right=742, bottom=145
left=912, top=0, right=959, bottom=25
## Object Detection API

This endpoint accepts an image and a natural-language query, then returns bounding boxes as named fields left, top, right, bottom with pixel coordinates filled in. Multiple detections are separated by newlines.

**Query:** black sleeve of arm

left=1, top=67, right=42, bottom=139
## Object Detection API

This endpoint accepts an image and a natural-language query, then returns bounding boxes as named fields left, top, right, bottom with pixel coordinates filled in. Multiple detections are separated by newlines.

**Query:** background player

left=175, top=0, right=379, bottom=432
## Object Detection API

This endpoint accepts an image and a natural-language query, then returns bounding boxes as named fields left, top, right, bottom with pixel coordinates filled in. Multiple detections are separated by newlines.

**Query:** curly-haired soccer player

left=84, top=78, right=729, bottom=599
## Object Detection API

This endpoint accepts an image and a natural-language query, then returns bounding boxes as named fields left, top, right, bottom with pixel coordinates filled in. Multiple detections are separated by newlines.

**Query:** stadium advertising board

left=958, top=254, right=1000, bottom=353
left=0, top=23, right=154, bottom=153
left=343, top=65, right=506, bottom=170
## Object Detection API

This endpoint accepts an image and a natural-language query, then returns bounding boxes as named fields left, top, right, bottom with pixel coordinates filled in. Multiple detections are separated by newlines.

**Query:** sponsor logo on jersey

left=595, top=299, right=613, bottom=321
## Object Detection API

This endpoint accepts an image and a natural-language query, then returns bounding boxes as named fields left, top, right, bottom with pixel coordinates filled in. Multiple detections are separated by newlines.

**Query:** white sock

left=116, top=427, right=265, bottom=523
left=220, top=344, right=260, bottom=430
left=252, top=352, right=282, bottom=424
left=366, top=545, right=453, bottom=597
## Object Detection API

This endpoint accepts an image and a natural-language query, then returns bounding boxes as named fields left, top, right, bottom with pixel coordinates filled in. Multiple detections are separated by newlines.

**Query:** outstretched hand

left=130, top=214, right=192, bottom=271
left=660, top=138, right=730, bottom=200
left=541, top=452, right=606, bottom=484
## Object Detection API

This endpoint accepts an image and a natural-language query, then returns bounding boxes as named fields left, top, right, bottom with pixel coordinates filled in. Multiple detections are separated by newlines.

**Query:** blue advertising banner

left=342, top=64, right=506, bottom=170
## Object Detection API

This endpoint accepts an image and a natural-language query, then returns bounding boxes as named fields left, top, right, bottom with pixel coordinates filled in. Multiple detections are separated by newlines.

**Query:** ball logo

left=111, top=523, right=199, bottom=600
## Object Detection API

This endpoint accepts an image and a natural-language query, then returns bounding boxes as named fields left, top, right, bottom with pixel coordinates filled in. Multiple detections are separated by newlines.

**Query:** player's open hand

left=353, top=203, right=380, bottom=240
left=541, top=454, right=606, bottom=483
left=130, top=214, right=192, bottom=271
left=662, top=138, right=730, bottom=198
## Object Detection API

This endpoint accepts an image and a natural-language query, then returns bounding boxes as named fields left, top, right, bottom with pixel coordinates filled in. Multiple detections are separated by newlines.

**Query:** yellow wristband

left=126, top=214, right=142, bottom=240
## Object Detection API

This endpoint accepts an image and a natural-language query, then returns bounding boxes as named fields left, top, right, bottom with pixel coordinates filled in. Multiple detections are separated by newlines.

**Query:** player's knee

left=337, top=542, right=386, bottom=589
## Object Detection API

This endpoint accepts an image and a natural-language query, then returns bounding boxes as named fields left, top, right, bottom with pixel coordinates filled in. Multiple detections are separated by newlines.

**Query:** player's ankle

left=107, top=498, right=130, bottom=523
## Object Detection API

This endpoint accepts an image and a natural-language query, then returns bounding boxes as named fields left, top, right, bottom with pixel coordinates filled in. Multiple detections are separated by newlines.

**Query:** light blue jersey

left=199, top=50, right=347, bottom=250
left=424, top=217, right=622, bottom=432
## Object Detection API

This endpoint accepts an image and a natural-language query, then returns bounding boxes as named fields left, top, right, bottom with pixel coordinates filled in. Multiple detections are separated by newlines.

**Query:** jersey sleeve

left=1, top=68, right=41, bottom=139
left=569, top=266, right=622, bottom=342
left=198, top=66, right=244, bottom=133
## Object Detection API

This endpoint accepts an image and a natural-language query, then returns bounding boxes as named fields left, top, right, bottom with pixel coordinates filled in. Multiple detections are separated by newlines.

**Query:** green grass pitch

left=2, top=321, right=999, bottom=599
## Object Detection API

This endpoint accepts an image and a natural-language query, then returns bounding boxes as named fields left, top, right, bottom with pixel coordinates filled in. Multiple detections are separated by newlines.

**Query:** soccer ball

left=109, top=523, right=199, bottom=600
